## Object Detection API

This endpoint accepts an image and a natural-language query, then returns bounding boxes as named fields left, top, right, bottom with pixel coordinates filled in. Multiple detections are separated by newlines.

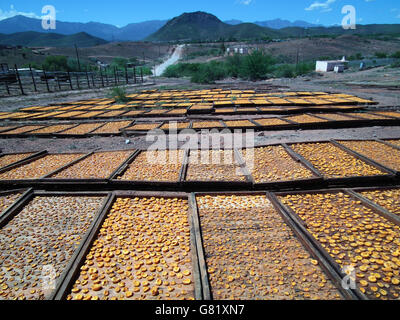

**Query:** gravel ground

left=1, top=126, right=399, bottom=154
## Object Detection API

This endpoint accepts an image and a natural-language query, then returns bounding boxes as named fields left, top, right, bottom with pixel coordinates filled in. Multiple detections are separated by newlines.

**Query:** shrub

left=184, top=48, right=221, bottom=60
left=295, top=62, right=315, bottom=76
left=111, top=57, right=129, bottom=70
left=163, top=63, right=202, bottom=78
left=355, top=53, right=364, bottom=60
left=162, top=51, right=312, bottom=82
left=273, top=64, right=296, bottom=78
left=390, top=60, right=400, bottom=68
left=22, top=62, right=41, bottom=69
left=375, top=52, right=387, bottom=58
left=190, top=61, right=227, bottom=84
left=272, top=62, right=314, bottom=78
left=140, top=66, right=153, bottom=76
left=42, top=55, right=69, bottom=71
left=240, top=50, right=276, bottom=81
left=391, top=51, right=400, bottom=59
left=225, top=54, right=243, bottom=78
left=108, top=87, right=129, bottom=103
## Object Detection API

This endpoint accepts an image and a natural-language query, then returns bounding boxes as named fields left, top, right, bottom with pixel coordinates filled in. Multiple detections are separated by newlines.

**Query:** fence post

left=56, top=73, right=61, bottom=91
left=67, top=71, right=73, bottom=90
left=133, top=67, right=137, bottom=84
left=114, top=67, right=117, bottom=85
left=125, top=66, right=129, bottom=84
left=14, top=64, right=24, bottom=95
left=43, top=67, right=50, bottom=92
left=100, top=68, right=104, bottom=87
left=85, top=66, right=90, bottom=89
left=4, top=81, right=10, bottom=95
left=76, top=73, right=80, bottom=90
left=29, top=65, right=37, bottom=92
left=140, top=68, right=143, bottom=83
left=91, top=73, right=95, bottom=87
left=85, top=67, right=90, bottom=89
left=105, top=68, right=109, bottom=86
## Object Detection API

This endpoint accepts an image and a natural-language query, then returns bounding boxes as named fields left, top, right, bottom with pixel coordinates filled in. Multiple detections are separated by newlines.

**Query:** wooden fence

left=0, top=64, right=146, bottom=97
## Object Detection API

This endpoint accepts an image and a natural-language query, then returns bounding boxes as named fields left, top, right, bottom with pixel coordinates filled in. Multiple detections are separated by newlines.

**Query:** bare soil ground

left=1, top=126, right=399, bottom=154
left=5, top=34, right=399, bottom=70
left=39, top=42, right=174, bottom=64
left=261, top=35, right=400, bottom=63
left=182, top=35, right=400, bottom=64
left=0, top=42, right=174, bottom=71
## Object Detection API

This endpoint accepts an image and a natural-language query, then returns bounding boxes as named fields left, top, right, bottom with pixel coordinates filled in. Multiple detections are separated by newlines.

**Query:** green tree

left=42, top=55, right=69, bottom=71
left=241, top=50, right=275, bottom=81
left=225, top=54, right=243, bottom=78
left=111, top=57, right=129, bottom=70
left=220, top=41, right=226, bottom=55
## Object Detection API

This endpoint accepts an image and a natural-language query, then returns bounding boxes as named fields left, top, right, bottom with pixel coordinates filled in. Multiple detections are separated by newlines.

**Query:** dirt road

left=153, top=45, right=184, bottom=76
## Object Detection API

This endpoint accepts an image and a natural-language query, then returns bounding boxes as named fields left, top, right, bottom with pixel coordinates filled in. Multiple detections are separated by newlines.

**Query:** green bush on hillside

left=240, top=50, right=276, bottom=80
left=43, top=55, right=69, bottom=71
left=191, top=61, right=227, bottom=84
left=163, top=50, right=314, bottom=83
left=391, top=51, right=400, bottom=59
left=375, top=52, right=388, bottom=58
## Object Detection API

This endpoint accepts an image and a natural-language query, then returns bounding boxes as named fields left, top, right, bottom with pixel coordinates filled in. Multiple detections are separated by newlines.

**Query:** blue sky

left=0, top=0, right=399, bottom=26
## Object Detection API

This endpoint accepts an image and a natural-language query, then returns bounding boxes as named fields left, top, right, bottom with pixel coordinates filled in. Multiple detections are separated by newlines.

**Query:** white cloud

left=0, top=4, right=42, bottom=21
left=305, top=0, right=336, bottom=12
left=237, top=0, right=252, bottom=5
left=390, top=8, right=400, bottom=18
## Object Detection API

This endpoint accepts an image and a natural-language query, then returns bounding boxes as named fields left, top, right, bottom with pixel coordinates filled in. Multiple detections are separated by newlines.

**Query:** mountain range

left=146, top=12, right=400, bottom=42
left=0, top=12, right=399, bottom=46
left=0, top=31, right=107, bottom=47
left=225, top=18, right=320, bottom=29
left=0, top=14, right=321, bottom=42
left=0, top=15, right=166, bottom=41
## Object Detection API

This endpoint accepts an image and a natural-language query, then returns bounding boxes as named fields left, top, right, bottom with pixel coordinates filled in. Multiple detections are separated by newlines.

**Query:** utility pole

left=75, top=44, right=82, bottom=72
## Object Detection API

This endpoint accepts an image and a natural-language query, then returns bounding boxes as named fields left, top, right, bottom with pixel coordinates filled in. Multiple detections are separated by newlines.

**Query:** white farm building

left=316, top=57, right=348, bottom=72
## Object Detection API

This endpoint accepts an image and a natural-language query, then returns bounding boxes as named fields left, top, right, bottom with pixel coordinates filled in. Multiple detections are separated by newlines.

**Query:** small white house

left=226, top=46, right=250, bottom=56
left=316, top=56, right=348, bottom=73
left=96, top=60, right=109, bottom=68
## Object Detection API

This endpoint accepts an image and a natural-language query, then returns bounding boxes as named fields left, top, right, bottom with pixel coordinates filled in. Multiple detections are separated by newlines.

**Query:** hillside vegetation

left=0, top=31, right=108, bottom=47
left=163, top=51, right=315, bottom=83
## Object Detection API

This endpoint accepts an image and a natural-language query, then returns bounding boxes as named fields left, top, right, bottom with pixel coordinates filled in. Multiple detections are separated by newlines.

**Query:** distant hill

left=225, top=18, right=320, bottom=29
left=0, top=15, right=167, bottom=41
left=224, top=19, right=243, bottom=26
left=147, top=12, right=280, bottom=42
left=148, top=12, right=400, bottom=42
left=116, top=20, right=168, bottom=41
left=0, top=31, right=108, bottom=47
